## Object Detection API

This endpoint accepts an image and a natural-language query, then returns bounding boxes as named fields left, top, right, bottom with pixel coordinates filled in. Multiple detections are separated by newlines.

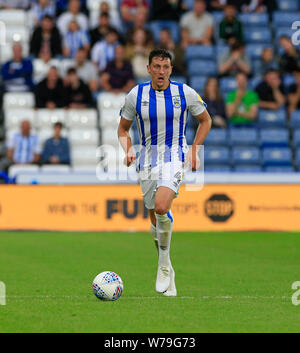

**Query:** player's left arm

left=187, top=109, right=212, bottom=171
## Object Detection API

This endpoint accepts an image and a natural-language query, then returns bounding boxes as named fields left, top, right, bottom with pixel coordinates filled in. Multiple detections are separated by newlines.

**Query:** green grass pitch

left=0, top=231, right=300, bottom=333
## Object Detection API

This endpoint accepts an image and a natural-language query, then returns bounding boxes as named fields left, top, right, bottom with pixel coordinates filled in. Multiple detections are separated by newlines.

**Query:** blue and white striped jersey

left=120, top=80, right=206, bottom=169
left=7, top=132, right=40, bottom=164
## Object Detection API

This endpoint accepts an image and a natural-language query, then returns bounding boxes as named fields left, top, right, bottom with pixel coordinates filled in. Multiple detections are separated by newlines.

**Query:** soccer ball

left=92, top=271, right=123, bottom=301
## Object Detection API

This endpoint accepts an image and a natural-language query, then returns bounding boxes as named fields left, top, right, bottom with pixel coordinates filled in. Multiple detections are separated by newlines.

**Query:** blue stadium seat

left=204, top=129, right=227, bottom=146
left=189, top=76, right=207, bottom=93
left=204, top=164, right=232, bottom=172
left=229, top=128, right=258, bottom=146
left=171, top=75, right=187, bottom=84
left=277, top=0, right=299, bottom=11
left=220, top=77, right=237, bottom=94
left=292, top=129, right=300, bottom=148
left=233, top=165, right=262, bottom=173
left=232, top=146, right=261, bottom=164
left=272, top=11, right=300, bottom=27
left=184, top=0, right=194, bottom=10
left=290, top=110, right=300, bottom=129
left=259, top=129, right=289, bottom=148
left=249, top=76, right=262, bottom=90
left=204, top=146, right=230, bottom=164
left=185, top=127, right=196, bottom=145
left=262, top=147, right=292, bottom=167
left=211, top=11, right=224, bottom=24
left=187, top=60, right=217, bottom=76
left=275, top=27, right=294, bottom=41
left=245, top=44, right=267, bottom=60
left=296, top=148, right=300, bottom=168
left=216, top=44, right=229, bottom=57
left=258, top=109, right=286, bottom=128
left=185, top=45, right=215, bottom=61
left=244, top=28, right=272, bottom=44
left=239, top=13, right=269, bottom=27
left=264, top=166, right=295, bottom=172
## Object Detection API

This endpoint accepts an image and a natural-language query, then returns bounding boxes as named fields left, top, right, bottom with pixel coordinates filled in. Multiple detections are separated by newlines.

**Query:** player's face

left=147, top=57, right=173, bottom=90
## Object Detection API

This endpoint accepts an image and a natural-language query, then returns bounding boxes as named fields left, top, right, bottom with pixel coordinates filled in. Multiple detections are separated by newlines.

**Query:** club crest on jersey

left=172, top=96, right=181, bottom=108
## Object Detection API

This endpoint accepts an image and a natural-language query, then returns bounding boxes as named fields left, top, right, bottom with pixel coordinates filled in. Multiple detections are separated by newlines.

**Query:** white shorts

left=138, top=161, right=186, bottom=210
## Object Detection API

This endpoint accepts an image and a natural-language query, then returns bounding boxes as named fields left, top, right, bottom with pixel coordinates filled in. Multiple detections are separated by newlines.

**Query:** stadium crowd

left=0, top=0, right=300, bottom=176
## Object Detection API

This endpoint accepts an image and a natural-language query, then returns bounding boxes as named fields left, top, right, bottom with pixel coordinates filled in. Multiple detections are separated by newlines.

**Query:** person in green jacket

left=219, top=4, right=243, bottom=45
left=226, top=72, right=259, bottom=124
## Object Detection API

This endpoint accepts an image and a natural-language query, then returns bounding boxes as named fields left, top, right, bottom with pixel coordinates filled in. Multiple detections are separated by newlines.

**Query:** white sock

left=155, top=211, right=173, bottom=267
left=150, top=223, right=158, bottom=252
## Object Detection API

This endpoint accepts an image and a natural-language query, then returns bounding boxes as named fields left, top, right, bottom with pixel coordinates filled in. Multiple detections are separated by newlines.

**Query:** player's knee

left=154, top=203, right=169, bottom=215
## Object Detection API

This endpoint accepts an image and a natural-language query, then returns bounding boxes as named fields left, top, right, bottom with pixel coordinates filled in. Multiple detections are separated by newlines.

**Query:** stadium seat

left=231, top=146, right=261, bottom=164
left=5, top=26, right=29, bottom=43
left=8, top=164, right=40, bottom=179
left=204, top=164, right=231, bottom=172
left=40, top=165, right=71, bottom=173
left=99, top=109, right=120, bottom=129
left=3, top=92, right=35, bottom=109
left=38, top=128, right=69, bottom=145
left=244, top=28, right=272, bottom=44
left=170, top=75, right=187, bottom=84
left=216, top=44, right=229, bottom=57
left=249, top=76, right=262, bottom=90
left=292, top=129, right=300, bottom=148
left=185, top=45, right=215, bottom=61
left=239, top=13, right=268, bottom=27
left=0, top=9, right=27, bottom=26
left=189, top=76, right=207, bottom=93
left=98, top=92, right=126, bottom=111
left=59, top=58, right=76, bottom=77
left=258, top=109, right=286, bottom=128
left=277, top=0, right=299, bottom=11
left=296, top=148, right=300, bottom=168
left=101, top=126, right=119, bottom=146
left=36, top=109, right=66, bottom=128
left=262, top=147, right=292, bottom=167
left=275, top=27, right=294, bottom=41
left=66, top=109, right=98, bottom=128
left=264, top=166, right=295, bottom=172
left=187, top=60, right=217, bottom=76
left=233, top=165, right=262, bottom=173
left=259, top=129, right=289, bottom=148
left=272, top=11, right=299, bottom=27
left=211, top=11, right=224, bottom=24
left=204, top=146, right=230, bottom=164
left=185, top=127, right=195, bottom=145
left=69, top=128, right=100, bottom=146
left=229, top=128, right=258, bottom=146
left=4, top=108, right=36, bottom=130
left=220, top=77, right=237, bottom=94
left=72, top=146, right=99, bottom=167
left=290, top=110, right=300, bottom=129
left=245, top=44, right=267, bottom=60
left=204, top=129, right=227, bottom=146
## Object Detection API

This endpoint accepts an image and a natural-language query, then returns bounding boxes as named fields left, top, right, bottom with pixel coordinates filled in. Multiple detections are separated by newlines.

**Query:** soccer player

left=118, top=49, right=211, bottom=296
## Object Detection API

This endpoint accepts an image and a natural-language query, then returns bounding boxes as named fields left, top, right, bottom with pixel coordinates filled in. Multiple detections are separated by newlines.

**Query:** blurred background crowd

left=0, top=0, right=300, bottom=178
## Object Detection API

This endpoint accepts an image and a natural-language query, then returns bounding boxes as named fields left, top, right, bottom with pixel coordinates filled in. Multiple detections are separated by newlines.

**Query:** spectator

left=28, top=0, right=56, bottom=28
left=35, top=66, right=65, bottom=108
left=6, top=120, right=40, bottom=165
left=218, top=41, right=251, bottom=77
left=180, top=0, right=214, bottom=46
left=125, top=8, right=153, bottom=44
left=287, top=70, right=300, bottom=115
left=1, top=43, right=34, bottom=92
left=89, top=12, right=116, bottom=48
left=98, top=1, right=123, bottom=33
left=226, top=72, right=259, bottom=124
left=64, top=68, right=94, bottom=108
left=255, top=69, right=286, bottom=110
left=125, top=28, right=153, bottom=79
left=30, top=15, right=62, bottom=58
left=121, top=0, right=149, bottom=27
left=158, top=28, right=186, bottom=75
left=42, top=122, right=71, bottom=165
left=74, top=48, right=99, bottom=93
left=62, top=20, right=90, bottom=58
left=279, top=36, right=300, bottom=75
left=57, top=0, right=88, bottom=36
left=101, top=45, right=135, bottom=94
left=33, top=49, right=59, bottom=83
left=219, top=4, right=243, bottom=45
left=203, top=77, right=227, bottom=128
left=255, top=47, right=278, bottom=76
left=0, top=0, right=30, bottom=9
left=241, top=0, right=276, bottom=13
left=91, top=29, right=120, bottom=73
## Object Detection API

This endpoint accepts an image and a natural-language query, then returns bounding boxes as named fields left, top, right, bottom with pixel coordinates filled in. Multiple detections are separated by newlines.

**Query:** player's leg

left=154, top=186, right=175, bottom=293
left=149, top=209, right=158, bottom=253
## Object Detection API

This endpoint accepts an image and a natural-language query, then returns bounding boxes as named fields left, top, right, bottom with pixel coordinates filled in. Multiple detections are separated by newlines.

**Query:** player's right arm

left=118, top=117, right=136, bottom=166
left=118, top=87, right=138, bottom=166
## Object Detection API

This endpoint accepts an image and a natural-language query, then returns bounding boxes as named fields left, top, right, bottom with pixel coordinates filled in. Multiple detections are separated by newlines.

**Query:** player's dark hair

left=148, top=49, right=173, bottom=65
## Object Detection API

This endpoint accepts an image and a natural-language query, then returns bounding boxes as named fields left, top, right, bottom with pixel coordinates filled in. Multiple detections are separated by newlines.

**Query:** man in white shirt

left=180, top=0, right=214, bottom=46
left=75, top=48, right=99, bottom=93
left=57, top=0, right=88, bottom=36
